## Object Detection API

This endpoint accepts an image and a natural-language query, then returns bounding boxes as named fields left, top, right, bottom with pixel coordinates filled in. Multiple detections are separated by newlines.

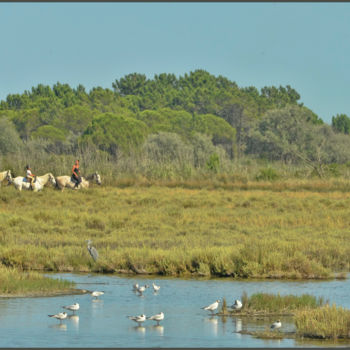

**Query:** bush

left=256, top=167, right=279, bottom=181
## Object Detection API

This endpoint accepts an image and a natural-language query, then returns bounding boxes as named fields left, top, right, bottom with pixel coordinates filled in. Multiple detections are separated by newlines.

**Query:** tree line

left=0, top=70, right=349, bottom=179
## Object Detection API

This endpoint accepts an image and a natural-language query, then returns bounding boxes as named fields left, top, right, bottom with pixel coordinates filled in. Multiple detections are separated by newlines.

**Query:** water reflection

left=150, top=325, right=164, bottom=336
left=68, top=315, right=79, bottom=330
left=235, top=318, right=242, bottom=333
left=204, top=316, right=218, bottom=336
left=49, top=324, right=67, bottom=331
left=130, top=326, right=146, bottom=335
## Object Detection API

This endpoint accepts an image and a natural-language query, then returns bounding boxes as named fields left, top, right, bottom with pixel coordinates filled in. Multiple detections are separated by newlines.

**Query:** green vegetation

left=224, top=293, right=350, bottom=341
left=223, top=292, right=325, bottom=316
left=1, top=70, right=350, bottom=183
left=295, top=304, right=350, bottom=340
left=0, top=185, right=349, bottom=278
left=0, top=264, right=75, bottom=296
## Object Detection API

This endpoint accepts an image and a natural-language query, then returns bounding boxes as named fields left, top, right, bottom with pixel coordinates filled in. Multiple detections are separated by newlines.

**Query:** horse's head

left=94, top=172, right=102, bottom=185
left=6, top=170, right=13, bottom=184
left=49, top=173, right=56, bottom=186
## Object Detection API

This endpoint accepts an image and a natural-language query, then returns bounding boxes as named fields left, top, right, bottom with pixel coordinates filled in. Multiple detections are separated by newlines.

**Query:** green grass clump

left=240, top=292, right=325, bottom=314
left=295, top=304, right=350, bottom=339
left=0, top=264, right=75, bottom=295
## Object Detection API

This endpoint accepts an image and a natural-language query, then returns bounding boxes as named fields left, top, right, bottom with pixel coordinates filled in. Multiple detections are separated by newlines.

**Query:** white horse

left=85, top=172, right=102, bottom=186
left=55, top=172, right=101, bottom=191
left=12, top=173, right=56, bottom=192
left=55, top=175, right=89, bottom=191
left=0, top=170, right=12, bottom=187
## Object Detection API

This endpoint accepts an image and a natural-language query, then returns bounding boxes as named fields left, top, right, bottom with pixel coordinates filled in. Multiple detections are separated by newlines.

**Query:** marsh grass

left=0, top=185, right=349, bottom=278
left=241, top=293, right=325, bottom=314
left=295, top=304, right=350, bottom=339
left=0, top=264, right=75, bottom=295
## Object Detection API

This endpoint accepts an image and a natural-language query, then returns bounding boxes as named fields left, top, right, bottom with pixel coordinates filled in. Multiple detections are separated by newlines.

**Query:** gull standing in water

left=62, top=303, right=80, bottom=314
left=152, top=283, right=160, bottom=293
left=91, top=291, right=105, bottom=299
left=230, top=299, right=242, bottom=310
left=132, top=283, right=139, bottom=292
left=201, top=300, right=221, bottom=314
left=127, top=314, right=146, bottom=326
left=271, top=320, right=282, bottom=330
left=147, top=312, right=164, bottom=325
left=48, top=312, right=68, bottom=323
left=137, top=285, right=149, bottom=296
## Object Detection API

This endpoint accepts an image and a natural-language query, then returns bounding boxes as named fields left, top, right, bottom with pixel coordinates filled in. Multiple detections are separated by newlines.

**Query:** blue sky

left=1, top=3, right=349, bottom=124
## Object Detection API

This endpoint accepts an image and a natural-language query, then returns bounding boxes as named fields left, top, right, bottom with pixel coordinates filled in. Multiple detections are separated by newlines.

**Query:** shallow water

left=0, top=273, right=349, bottom=347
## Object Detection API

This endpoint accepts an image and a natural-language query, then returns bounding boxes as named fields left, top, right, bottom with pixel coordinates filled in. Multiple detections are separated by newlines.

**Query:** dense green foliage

left=0, top=69, right=349, bottom=178
left=332, top=113, right=350, bottom=134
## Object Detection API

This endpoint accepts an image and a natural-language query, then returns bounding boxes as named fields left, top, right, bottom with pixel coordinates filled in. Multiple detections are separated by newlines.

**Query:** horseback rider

left=25, top=165, right=35, bottom=190
left=71, top=160, right=82, bottom=188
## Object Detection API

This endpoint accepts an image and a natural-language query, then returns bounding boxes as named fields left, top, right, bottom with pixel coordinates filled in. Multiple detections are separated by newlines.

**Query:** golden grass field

left=0, top=182, right=349, bottom=279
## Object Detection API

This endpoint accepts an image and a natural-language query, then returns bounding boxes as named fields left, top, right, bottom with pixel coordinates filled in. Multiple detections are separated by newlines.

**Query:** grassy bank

left=0, top=184, right=349, bottom=278
left=0, top=264, right=76, bottom=296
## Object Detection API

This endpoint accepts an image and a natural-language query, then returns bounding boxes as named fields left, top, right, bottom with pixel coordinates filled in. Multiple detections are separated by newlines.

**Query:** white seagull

left=152, top=283, right=160, bottom=292
left=271, top=320, right=282, bottom=330
left=230, top=299, right=242, bottom=310
left=147, top=312, right=164, bottom=325
left=201, top=300, right=221, bottom=314
left=62, top=303, right=80, bottom=314
left=127, top=314, right=147, bottom=326
left=48, top=312, right=68, bottom=323
left=91, top=291, right=105, bottom=299
left=137, top=285, right=149, bottom=296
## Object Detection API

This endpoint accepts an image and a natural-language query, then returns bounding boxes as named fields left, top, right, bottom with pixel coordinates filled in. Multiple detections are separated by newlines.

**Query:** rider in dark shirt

left=71, top=160, right=82, bottom=188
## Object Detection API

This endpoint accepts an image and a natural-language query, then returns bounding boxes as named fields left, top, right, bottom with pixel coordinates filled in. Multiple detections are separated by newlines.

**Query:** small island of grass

left=219, top=292, right=326, bottom=316
left=0, top=264, right=83, bottom=297
left=219, top=292, right=350, bottom=341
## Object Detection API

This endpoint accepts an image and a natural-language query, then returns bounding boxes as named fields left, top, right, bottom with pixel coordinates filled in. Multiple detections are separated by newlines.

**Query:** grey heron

left=86, top=239, right=98, bottom=262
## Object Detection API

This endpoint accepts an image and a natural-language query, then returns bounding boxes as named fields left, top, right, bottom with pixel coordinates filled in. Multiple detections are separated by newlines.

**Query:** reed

left=295, top=304, right=350, bottom=339
left=241, top=293, right=325, bottom=313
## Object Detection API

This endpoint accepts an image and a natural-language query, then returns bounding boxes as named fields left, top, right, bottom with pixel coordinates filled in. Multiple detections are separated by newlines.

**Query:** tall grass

left=295, top=304, right=350, bottom=339
left=0, top=185, right=349, bottom=278
left=242, top=293, right=325, bottom=313
left=0, top=264, right=75, bottom=295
